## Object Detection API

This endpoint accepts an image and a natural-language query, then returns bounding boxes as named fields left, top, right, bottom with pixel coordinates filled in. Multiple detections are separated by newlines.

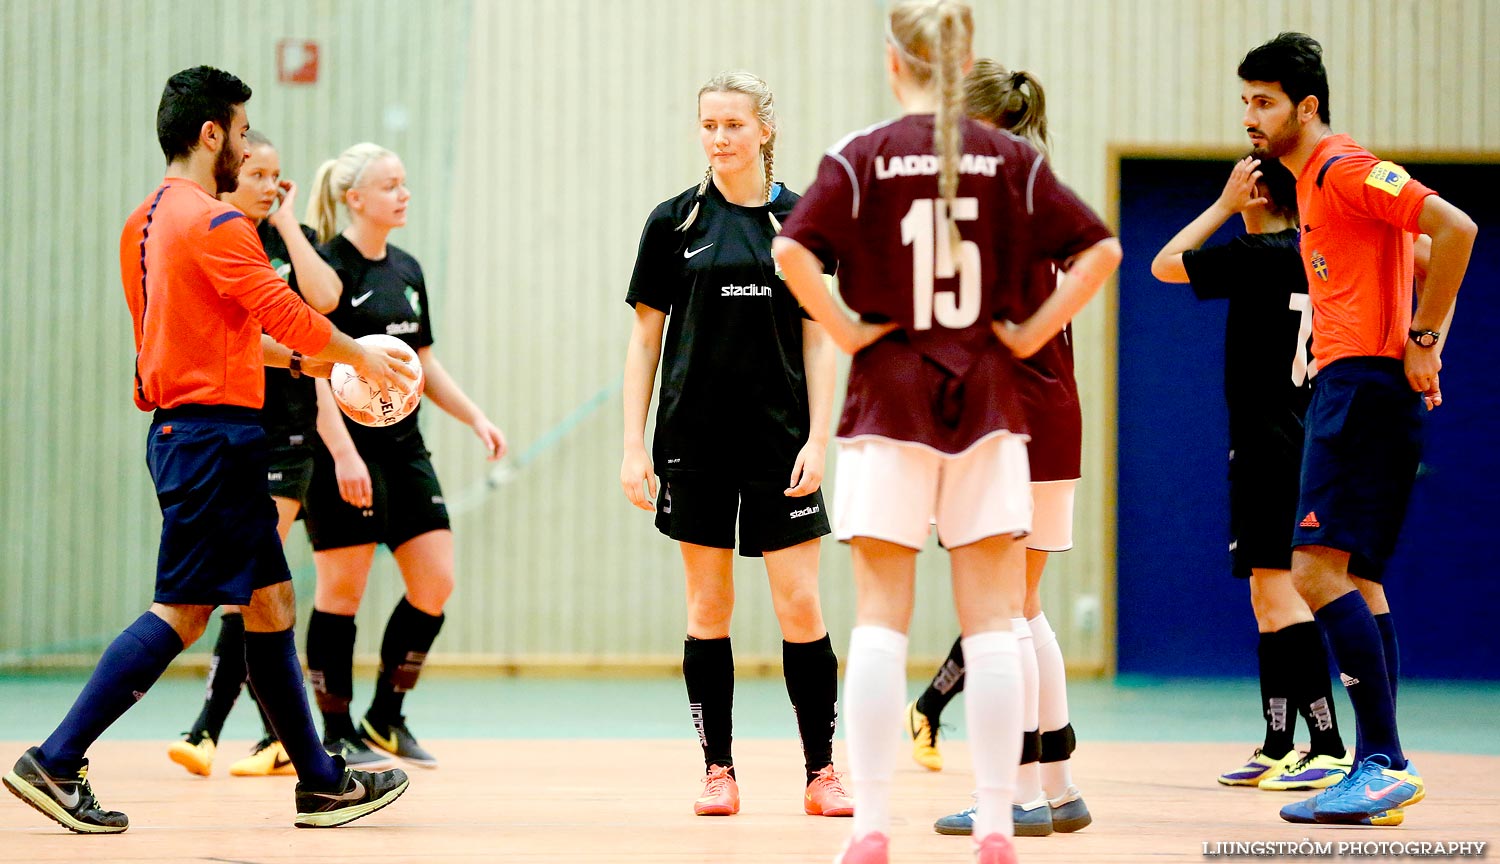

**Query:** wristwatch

left=1408, top=329, right=1441, bottom=348
left=289, top=351, right=304, bottom=378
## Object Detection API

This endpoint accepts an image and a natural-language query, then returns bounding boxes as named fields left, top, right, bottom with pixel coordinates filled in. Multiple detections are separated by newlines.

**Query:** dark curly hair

left=1237, top=32, right=1330, bottom=125
left=156, top=66, right=252, bottom=162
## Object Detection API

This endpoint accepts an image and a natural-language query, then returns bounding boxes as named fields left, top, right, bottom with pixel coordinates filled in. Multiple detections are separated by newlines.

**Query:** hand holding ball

left=331, top=334, right=424, bottom=427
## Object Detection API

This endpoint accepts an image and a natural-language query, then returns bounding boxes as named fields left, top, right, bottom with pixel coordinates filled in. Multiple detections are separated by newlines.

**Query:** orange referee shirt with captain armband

left=1295, top=134, right=1436, bottom=370
left=120, top=177, right=334, bottom=411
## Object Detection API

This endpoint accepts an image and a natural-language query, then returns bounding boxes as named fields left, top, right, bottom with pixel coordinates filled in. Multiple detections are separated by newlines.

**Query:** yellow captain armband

left=1364, top=161, right=1411, bottom=196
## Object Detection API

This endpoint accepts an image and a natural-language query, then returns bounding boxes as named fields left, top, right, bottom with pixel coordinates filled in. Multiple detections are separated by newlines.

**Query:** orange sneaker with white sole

left=805, top=765, right=854, bottom=816
left=694, top=764, right=740, bottom=816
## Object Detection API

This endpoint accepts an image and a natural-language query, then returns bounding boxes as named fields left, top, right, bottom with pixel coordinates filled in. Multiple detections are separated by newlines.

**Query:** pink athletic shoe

left=834, top=831, right=890, bottom=864
left=975, top=832, right=1018, bottom=864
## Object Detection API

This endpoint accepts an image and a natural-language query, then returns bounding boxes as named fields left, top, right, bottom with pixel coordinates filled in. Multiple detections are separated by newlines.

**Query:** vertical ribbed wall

left=4, top=0, right=1494, bottom=670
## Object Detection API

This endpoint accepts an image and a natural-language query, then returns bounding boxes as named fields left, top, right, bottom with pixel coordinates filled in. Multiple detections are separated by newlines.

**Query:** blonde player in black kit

left=775, top=2, right=1120, bottom=861
left=909, top=59, right=1093, bottom=839
left=301, top=143, right=507, bottom=770
left=621, top=71, right=852, bottom=819
left=1152, top=155, right=1355, bottom=792
left=166, top=130, right=342, bottom=778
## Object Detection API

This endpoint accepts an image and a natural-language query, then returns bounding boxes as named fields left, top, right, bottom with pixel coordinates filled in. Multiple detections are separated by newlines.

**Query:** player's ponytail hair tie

left=963, top=58, right=1051, bottom=160
left=677, top=71, right=780, bottom=235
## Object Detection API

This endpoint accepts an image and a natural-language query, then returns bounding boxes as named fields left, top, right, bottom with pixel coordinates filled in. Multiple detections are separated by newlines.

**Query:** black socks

left=368, top=597, right=445, bottom=724
left=189, top=612, right=248, bottom=744
left=783, top=635, right=839, bottom=783
left=306, top=609, right=358, bottom=741
left=914, top=636, right=966, bottom=723
left=683, top=636, right=735, bottom=772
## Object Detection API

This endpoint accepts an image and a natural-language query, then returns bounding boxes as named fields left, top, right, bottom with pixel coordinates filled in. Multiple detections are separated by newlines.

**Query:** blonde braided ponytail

left=889, top=1, right=974, bottom=260
left=934, top=2, right=967, bottom=259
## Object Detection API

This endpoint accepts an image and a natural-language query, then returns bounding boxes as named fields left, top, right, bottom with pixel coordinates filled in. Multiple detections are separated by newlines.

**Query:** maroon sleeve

left=1026, top=155, right=1113, bottom=263
left=779, top=154, right=856, bottom=261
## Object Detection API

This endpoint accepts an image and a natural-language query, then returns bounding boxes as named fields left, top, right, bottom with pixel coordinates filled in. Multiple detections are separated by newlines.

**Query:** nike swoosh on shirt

left=39, top=773, right=80, bottom=810
left=684, top=244, right=713, bottom=259
left=351, top=291, right=375, bottom=307
left=310, top=776, right=365, bottom=803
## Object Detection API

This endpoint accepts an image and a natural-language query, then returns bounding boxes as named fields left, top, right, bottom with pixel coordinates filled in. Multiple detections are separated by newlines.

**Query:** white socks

left=1030, top=611, right=1074, bottom=799
left=1012, top=617, right=1043, bottom=804
left=845, top=625, right=908, bottom=840
left=962, top=629, right=1022, bottom=838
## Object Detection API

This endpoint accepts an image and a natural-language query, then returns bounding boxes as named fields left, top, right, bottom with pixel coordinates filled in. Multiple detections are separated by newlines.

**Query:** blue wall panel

left=1117, top=156, right=1500, bottom=680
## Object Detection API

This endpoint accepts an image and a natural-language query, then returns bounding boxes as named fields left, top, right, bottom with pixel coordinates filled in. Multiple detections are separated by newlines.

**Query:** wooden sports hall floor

left=4, top=739, right=1496, bottom=863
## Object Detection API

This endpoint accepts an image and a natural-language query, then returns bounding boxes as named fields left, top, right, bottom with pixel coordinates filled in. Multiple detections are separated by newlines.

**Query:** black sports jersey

left=1183, top=229, right=1313, bottom=447
left=626, top=181, right=831, bottom=488
left=319, top=235, right=435, bottom=455
left=259, top=221, right=321, bottom=443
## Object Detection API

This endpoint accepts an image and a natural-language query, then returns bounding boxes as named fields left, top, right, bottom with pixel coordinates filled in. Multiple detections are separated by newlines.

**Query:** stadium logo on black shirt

left=721, top=284, right=773, bottom=297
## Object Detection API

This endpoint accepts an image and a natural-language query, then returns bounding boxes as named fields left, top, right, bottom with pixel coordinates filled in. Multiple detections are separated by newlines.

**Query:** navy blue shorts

left=1292, top=357, right=1423, bottom=582
left=655, top=476, right=831, bottom=558
left=147, top=406, right=292, bottom=606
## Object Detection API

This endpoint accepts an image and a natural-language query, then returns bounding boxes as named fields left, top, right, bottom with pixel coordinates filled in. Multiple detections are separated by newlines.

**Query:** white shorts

left=1027, top=479, right=1077, bottom=552
left=833, top=433, right=1032, bottom=550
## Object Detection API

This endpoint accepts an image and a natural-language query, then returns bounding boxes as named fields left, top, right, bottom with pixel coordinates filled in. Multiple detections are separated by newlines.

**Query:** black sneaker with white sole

left=3, top=747, right=129, bottom=834
left=293, top=755, right=409, bottom=828
left=362, top=715, right=438, bottom=768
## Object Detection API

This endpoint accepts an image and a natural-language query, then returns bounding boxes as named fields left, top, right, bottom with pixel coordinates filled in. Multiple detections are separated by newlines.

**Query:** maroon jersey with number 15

left=779, top=114, right=1112, bottom=455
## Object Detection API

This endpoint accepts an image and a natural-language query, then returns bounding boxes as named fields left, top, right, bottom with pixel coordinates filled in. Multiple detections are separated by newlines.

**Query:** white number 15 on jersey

left=902, top=198, right=981, bottom=330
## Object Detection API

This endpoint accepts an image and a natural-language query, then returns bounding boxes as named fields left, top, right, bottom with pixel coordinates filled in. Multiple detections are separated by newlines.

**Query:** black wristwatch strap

left=289, top=351, right=303, bottom=378
left=1408, top=329, right=1440, bottom=348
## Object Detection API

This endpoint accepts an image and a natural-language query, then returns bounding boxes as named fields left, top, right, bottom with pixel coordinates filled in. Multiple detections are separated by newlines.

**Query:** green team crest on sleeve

left=404, top=285, right=421, bottom=316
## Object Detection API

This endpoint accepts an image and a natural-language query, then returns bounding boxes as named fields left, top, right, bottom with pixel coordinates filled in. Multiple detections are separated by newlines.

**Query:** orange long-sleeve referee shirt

left=120, top=177, right=334, bottom=412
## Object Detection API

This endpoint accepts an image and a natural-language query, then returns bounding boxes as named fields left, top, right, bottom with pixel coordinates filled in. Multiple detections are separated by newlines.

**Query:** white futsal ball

left=329, top=334, right=424, bottom=427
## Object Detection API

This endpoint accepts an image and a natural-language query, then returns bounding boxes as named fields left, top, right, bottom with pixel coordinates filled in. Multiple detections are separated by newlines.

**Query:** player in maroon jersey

left=911, top=59, right=1094, bottom=839
left=774, top=3, right=1120, bottom=862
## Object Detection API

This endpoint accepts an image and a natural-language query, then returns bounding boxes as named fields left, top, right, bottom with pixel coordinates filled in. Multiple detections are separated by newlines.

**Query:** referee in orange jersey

left=1237, top=34, right=1476, bottom=828
left=4, top=66, right=416, bottom=833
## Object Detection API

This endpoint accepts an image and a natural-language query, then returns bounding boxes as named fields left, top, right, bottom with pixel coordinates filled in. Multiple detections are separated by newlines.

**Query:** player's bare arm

left=996, top=237, right=1122, bottom=359
left=1405, top=196, right=1477, bottom=403
left=620, top=303, right=666, bottom=511
left=1151, top=157, right=1266, bottom=283
left=772, top=237, right=895, bottom=354
left=786, top=318, right=836, bottom=497
left=415, top=346, right=507, bottom=460
left=267, top=179, right=342, bottom=313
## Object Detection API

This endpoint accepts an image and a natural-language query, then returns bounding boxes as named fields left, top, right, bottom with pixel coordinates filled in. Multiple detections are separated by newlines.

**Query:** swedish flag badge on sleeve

left=1364, top=161, right=1411, bottom=196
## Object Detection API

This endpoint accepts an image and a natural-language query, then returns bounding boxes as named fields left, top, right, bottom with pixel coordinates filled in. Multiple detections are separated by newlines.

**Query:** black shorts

left=1292, top=357, right=1423, bottom=583
left=304, top=444, right=450, bottom=552
left=1228, top=424, right=1303, bottom=579
left=265, top=437, right=315, bottom=505
left=147, top=406, right=291, bottom=606
left=655, top=476, right=831, bottom=557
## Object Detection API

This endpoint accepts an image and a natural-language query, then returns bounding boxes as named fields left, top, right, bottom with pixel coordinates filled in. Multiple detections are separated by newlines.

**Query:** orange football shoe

left=694, top=764, right=740, bottom=816
left=804, top=765, right=854, bottom=816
